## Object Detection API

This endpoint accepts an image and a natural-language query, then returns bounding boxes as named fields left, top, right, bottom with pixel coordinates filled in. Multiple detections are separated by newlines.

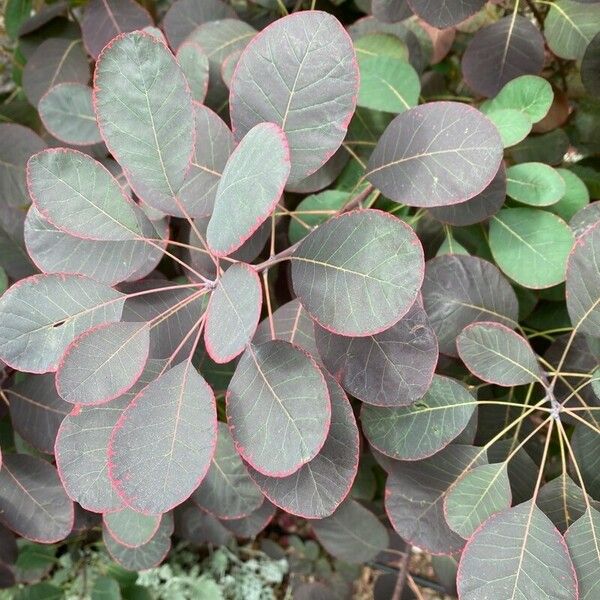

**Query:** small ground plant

left=0, top=0, right=599, bottom=598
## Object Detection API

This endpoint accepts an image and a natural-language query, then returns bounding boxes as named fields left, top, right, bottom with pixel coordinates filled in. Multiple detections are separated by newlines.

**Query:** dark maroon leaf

left=221, top=499, right=277, bottom=538
left=407, top=0, right=485, bottom=28
left=372, top=0, right=413, bottom=23
left=5, top=373, right=70, bottom=454
left=226, top=340, right=331, bottom=477
left=82, top=0, right=153, bottom=59
left=315, top=297, right=438, bottom=407
left=582, top=32, right=600, bottom=96
left=366, top=102, right=503, bottom=206
left=175, top=503, right=233, bottom=546
left=108, top=362, right=217, bottom=514
left=422, top=255, right=519, bottom=356
left=0, top=454, right=73, bottom=543
left=192, top=422, right=264, bottom=520
left=245, top=373, right=359, bottom=518
left=428, top=163, right=506, bottom=226
left=385, top=445, right=484, bottom=554
left=462, top=15, right=545, bottom=97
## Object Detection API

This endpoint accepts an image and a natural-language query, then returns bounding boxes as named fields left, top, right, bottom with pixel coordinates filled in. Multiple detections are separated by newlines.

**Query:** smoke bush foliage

left=0, top=0, right=599, bottom=597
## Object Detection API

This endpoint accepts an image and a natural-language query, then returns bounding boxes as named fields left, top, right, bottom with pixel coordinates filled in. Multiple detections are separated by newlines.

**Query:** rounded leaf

left=0, top=274, right=124, bottom=373
left=407, top=0, right=485, bottom=28
left=0, top=454, right=74, bottom=543
left=206, top=123, right=290, bottom=257
left=457, top=322, right=542, bottom=386
left=582, top=32, right=600, bottom=96
left=108, top=363, right=217, bottom=514
left=38, top=84, right=102, bottom=146
left=229, top=11, right=359, bottom=185
left=312, top=500, right=389, bottom=564
left=315, top=297, right=438, bottom=406
left=192, top=422, right=264, bottom=520
left=176, top=42, right=209, bottom=103
left=362, top=375, right=476, bottom=460
left=506, top=162, right=566, bottom=206
left=461, top=16, right=545, bottom=97
left=56, top=322, right=150, bottom=405
left=457, top=502, right=577, bottom=600
left=226, top=340, right=331, bottom=477
left=103, top=508, right=161, bottom=548
left=246, top=373, right=359, bottom=518
left=565, top=508, right=600, bottom=600
left=428, top=163, right=506, bottom=226
left=366, top=102, right=503, bottom=207
left=545, top=0, right=600, bottom=60
left=489, top=208, right=574, bottom=289
left=205, top=263, right=262, bottom=363
left=93, top=31, right=194, bottom=214
left=27, top=149, right=142, bottom=241
left=422, top=255, right=519, bottom=356
left=291, top=210, right=424, bottom=337
left=444, top=463, right=511, bottom=539
left=82, top=0, right=153, bottom=59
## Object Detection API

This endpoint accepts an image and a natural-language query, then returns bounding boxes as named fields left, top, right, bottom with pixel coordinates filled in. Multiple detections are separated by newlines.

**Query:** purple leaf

left=407, top=0, right=485, bottom=28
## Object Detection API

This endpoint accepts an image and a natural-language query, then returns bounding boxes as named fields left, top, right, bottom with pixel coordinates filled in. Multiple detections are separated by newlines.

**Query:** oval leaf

left=56, top=322, right=150, bottom=405
left=312, top=499, right=389, bottom=564
left=103, top=508, right=161, bottom=549
left=457, top=321, right=542, bottom=386
left=362, top=375, right=476, bottom=460
left=506, top=162, right=566, bottom=206
left=457, top=501, right=577, bottom=600
left=489, top=208, right=574, bottom=289
left=407, top=0, right=485, bottom=28
left=315, top=297, right=438, bottom=406
left=226, top=340, right=331, bottom=477
left=366, top=102, right=503, bottom=207
left=27, top=149, right=142, bottom=241
left=0, top=454, right=73, bottom=543
left=461, top=16, right=545, bottom=97
left=0, top=274, right=124, bottom=373
left=38, top=84, right=102, bottom=146
left=246, top=373, right=359, bottom=519
left=204, top=263, right=262, bottom=363
left=422, top=255, right=519, bottom=356
left=229, top=10, right=359, bottom=185
left=291, top=209, right=424, bottom=337
left=192, top=422, right=264, bottom=520
left=206, top=123, right=290, bottom=257
left=545, top=0, right=600, bottom=60
left=94, top=31, right=194, bottom=214
left=109, top=362, right=217, bottom=514
left=565, top=507, right=600, bottom=600
left=444, top=462, right=511, bottom=539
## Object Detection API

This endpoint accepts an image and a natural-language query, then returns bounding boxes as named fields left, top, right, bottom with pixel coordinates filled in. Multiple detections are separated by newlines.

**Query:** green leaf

left=361, top=375, right=476, bottom=460
left=291, top=210, right=424, bottom=336
left=288, top=190, right=349, bottom=244
left=354, top=33, right=409, bottom=61
left=5, top=0, right=32, bottom=39
left=486, top=108, right=532, bottom=148
left=456, top=321, right=542, bottom=385
left=207, top=123, right=290, bottom=257
left=15, top=583, right=63, bottom=600
left=546, top=0, right=600, bottom=60
left=28, top=150, right=142, bottom=241
left=457, top=501, right=578, bottom=600
left=358, top=55, right=420, bottom=114
left=445, top=463, right=511, bottom=539
left=103, top=508, right=161, bottom=549
left=506, top=162, right=566, bottom=206
left=549, top=169, right=590, bottom=221
left=38, top=83, right=102, bottom=146
left=565, top=508, right=600, bottom=600
left=537, top=475, right=589, bottom=533
left=482, top=75, right=553, bottom=122
left=0, top=267, right=7, bottom=295
left=94, top=31, right=194, bottom=215
left=91, top=576, right=122, bottom=600
left=489, top=208, right=574, bottom=289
